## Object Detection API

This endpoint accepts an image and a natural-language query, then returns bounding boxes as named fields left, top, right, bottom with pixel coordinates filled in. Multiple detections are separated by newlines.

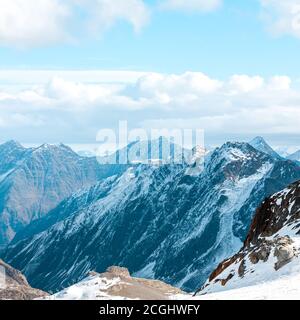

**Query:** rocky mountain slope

left=197, top=180, right=300, bottom=296
left=0, top=259, right=47, bottom=300
left=0, top=141, right=127, bottom=246
left=44, top=266, right=183, bottom=300
left=3, top=141, right=300, bottom=294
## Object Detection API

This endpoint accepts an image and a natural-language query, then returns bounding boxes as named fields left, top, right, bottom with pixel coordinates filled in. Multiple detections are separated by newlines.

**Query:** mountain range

left=0, top=141, right=128, bottom=246
left=14, top=177, right=300, bottom=300
left=2, top=137, right=300, bottom=295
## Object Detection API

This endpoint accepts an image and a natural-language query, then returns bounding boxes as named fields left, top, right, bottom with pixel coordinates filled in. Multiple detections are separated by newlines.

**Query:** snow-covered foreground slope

left=196, top=180, right=300, bottom=299
left=43, top=267, right=300, bottom=300
left=197, top=273, right=300, bottom=300
left=3, top=142, right=300, bottom=294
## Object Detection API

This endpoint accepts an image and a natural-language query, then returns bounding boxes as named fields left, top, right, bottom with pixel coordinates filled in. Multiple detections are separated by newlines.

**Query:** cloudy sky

left=1, top=0, right=300, bottom=149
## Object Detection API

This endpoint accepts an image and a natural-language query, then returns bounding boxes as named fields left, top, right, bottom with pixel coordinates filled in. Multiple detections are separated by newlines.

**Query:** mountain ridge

left=3, top=141, right=300, bottom=293
left=0, top=140, right=127, bottom=245
left=249, top=136, right=282, bottom=160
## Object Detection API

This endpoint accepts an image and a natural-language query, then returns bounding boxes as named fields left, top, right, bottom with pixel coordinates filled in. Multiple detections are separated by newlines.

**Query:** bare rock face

left=274, top=237, right=297, bottom=270
left=0, top=260, right=47, bottom=300
left=196, top=180, right=300, bottom=295
left=98, top=266, right=184, bottom=300
left=106, top=266, right=131, bottom=278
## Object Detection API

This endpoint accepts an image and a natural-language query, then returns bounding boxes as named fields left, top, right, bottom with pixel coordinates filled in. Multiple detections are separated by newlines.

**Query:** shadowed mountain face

left=3, top=142, right=300, bottom=293
left=197, top=180, right=300, bottom=295
left=0, top=141, right=127, bottom=246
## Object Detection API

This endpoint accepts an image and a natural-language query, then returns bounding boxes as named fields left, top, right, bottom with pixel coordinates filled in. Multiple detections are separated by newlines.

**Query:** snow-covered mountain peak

left=32, top=143, right=79, bottom=158
left=98, top=137, right=192, bottom=165
left=0, top=140, right=24, bottom=151
left=288, top=150, right=300, bottom=162
left=212, top=142, right=266, bottom=161
left=205, top=141, right=273, bottom=182
left=249, top=136, right=281, bottom=159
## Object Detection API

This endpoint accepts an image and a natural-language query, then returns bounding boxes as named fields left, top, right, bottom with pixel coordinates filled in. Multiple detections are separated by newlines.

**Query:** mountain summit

left=249, top=136, right=281, bottom=160
left=288, top=150, right=300, bottom=162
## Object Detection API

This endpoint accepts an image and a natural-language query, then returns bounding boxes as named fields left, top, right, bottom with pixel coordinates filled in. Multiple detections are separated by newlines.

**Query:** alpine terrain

left=0, top=259, right=47, bottom=300
left=43, top=266, right=183, bottom=300
left=2, top=140, right=300, bottom=293
left=197, top=180, right=300, bottom=299
left=0, top=141, right=126, bottom=246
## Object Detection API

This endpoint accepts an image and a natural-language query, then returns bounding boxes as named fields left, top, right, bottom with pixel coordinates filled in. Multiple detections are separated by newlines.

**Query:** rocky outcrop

left=0, top=259, right=47, bottom=300
left=197, top=180, right=300, bottom=295
left=45, top=266, right=183, bottom=300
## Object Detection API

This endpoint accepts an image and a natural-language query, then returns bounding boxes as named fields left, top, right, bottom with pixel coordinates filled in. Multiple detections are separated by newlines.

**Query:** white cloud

left=0, top=0, right=150, bottom=48
left=260, top=0, right=300, bottom=38
left=229, top=75, right=264, bottom=93
left=76, top=0, right=150, bottom=34
left=130, top=72, right=223, bottom=104
left=0, top=0, right=71, bottom=48
left=0, top=0, right=231, bottom=48
left=0, top=70, right=300, bottom=142
left=268, top=76, right=291, bottom=90
left=45, top=77, right=113, bottom=102
left=160, top=0, right=222, bottom=12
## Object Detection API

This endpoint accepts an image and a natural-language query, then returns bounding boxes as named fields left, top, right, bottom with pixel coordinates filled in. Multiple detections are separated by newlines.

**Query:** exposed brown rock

left=197, top=180, right=300, bottom=293
left=245, top=181, right=300, bottom=247
left=274, top=237, right=297, bottom=270
left=97, top=266, right=184, bottom=300
left=106, top=266, right=131, bottom=278
left=208, top=255, right=239, bottom=282
left=238, top=260, right=246, bottom=277
left=0, top=259, right=47, bottom=300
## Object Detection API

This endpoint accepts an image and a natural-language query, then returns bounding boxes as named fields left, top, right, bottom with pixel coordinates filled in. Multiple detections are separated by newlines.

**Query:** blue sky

left=0, top=0, right=300, bottom=150
left=1, top=0, right=300, bottom=77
